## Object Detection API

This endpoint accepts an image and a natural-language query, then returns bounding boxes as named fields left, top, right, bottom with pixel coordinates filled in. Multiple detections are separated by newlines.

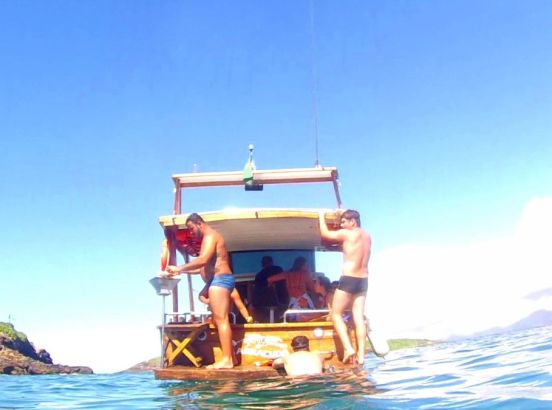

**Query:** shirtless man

left=272, top=336, right=332, bottom=376
left=198, top=275, right=253, bottom=324
left=165, top=213, right=235, bottom=369
left=319, top=209, right=371, bottom=365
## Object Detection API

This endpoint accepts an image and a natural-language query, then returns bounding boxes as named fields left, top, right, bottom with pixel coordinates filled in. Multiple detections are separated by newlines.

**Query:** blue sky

left=1, top=1, right=551, bottom=372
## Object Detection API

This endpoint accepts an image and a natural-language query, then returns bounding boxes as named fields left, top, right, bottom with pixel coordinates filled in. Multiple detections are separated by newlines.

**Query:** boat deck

left=154, top=365, right=281, bottom=380
left=154, top=362, right=356, bottom=381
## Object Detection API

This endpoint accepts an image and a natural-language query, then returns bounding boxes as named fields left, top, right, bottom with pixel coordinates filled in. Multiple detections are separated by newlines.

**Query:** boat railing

left=164, top=311, right=237, bottom=325
left=164, top=309, right=330, bottom=325
left=283, top=309, right=330, bottom=323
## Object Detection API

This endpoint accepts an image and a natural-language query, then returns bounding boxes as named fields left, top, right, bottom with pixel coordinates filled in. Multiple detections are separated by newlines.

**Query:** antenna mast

left=309, top=0, right=321, bottom=168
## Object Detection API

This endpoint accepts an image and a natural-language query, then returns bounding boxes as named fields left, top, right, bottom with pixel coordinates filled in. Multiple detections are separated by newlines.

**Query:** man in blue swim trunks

left=319, top=209, right=371, bottom=365
left=166, top=213, right=236, bottom=369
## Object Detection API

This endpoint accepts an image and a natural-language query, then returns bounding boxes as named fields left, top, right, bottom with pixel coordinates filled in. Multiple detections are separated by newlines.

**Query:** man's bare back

left=273, top=350, right=324, bottom=376
left=272, top=336, right=331, bottom=376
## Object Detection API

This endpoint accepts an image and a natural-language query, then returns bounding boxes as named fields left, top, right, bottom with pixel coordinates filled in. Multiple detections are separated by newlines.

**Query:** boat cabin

left=152, top=163, right=363, bottom=380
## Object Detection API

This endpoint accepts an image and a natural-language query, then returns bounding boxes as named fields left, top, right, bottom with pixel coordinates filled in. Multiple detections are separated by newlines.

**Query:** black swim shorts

left=337, top=275, right=368, bottom=295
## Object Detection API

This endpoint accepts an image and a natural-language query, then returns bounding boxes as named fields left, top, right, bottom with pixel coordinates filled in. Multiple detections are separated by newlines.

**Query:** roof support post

left=168, top=236, right=179, bottom=322
left=173, top=181, right=181, bottom=215
left=332, top=178, right=343, bottom=208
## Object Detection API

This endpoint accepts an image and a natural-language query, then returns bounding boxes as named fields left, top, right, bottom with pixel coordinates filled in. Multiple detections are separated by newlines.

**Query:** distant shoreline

left=0, top=322, right=93, bottom=375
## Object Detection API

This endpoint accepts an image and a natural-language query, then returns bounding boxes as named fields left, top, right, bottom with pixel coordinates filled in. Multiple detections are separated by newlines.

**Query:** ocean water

left=1, top=326, right=551, bottom=409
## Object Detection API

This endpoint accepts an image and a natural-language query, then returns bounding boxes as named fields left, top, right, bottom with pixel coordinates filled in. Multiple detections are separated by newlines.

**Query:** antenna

left=309, top=0, right=321, bottom=168
left=243, top=145, right=263, bottom=191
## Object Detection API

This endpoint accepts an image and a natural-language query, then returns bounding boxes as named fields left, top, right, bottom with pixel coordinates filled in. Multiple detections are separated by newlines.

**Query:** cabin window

left=230, top=250, right=315, bottom=276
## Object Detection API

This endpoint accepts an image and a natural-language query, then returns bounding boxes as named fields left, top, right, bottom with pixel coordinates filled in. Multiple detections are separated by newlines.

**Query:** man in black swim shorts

left=319, top=209, right=371, bottom=365
left=337, top=275, right=368, bottom=295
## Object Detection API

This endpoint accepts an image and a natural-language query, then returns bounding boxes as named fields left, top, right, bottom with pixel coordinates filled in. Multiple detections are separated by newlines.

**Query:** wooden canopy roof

left=161, top=167, right=343, bottom=252
left=159, top=209, right=341, bottom=252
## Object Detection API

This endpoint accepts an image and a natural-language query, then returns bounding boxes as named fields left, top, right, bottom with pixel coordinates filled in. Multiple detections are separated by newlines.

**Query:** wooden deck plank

left=153, top=361, right=357, bottom=381
left=154, top=365, right=280, bottom=381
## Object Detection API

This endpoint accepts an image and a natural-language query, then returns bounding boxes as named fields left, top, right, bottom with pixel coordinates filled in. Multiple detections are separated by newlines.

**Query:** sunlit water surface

left=1, top=326, right=551, bottom=409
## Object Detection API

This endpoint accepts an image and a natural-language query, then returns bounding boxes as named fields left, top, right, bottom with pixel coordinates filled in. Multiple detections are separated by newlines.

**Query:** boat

left=150, top=148, right=369, bottom=380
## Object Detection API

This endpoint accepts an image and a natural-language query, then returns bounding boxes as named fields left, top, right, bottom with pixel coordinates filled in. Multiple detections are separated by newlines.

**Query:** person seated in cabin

left=267, top=257, right=316, bottom=319
left=252, top=256, right=284, bottom=307
left=272, top=336, right=333, bottom=376
left=302, top=273, right=333, bottom=321
left=308, top=272, right=323, bottom=308
left=254, top=256, right=283, bottom=289
left=313, top=274, right=333, bottom=310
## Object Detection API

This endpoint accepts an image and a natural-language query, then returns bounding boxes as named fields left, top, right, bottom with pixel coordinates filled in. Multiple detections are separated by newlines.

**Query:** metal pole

left=160, top=294, right=166, bottom=367
left=149, top=276, right=180, bottom=368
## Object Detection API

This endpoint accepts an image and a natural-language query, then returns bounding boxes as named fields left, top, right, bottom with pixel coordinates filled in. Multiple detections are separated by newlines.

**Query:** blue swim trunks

left=210, top=274, right=235, bottom=291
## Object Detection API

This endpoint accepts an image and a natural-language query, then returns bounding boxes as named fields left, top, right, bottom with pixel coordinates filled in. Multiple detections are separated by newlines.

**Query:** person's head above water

left=291, top=336, right=310, bottom=352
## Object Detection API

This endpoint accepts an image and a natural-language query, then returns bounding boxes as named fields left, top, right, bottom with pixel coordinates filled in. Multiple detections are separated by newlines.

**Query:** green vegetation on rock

left=124, top=357, right=160, bottom=372
left=1, top=321, right=94, bottom=375
left=388, top=338, right=436, bottom=350
left=0, top=322, right=28, bottom=343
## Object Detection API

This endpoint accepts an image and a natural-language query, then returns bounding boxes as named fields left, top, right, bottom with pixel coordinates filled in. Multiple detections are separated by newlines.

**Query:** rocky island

left=0, top=322, right=93, bottom=375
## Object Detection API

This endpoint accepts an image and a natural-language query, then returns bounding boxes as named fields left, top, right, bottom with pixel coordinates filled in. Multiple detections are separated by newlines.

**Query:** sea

left=1, top=325, right=551, bottom=409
